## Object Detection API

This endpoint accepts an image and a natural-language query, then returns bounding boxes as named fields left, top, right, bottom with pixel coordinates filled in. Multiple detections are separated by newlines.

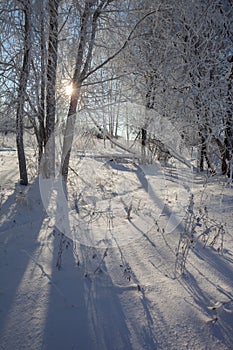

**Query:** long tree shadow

left=135, top=164, right=187, bottom=233
left=107, top=159, right=186, bottom=233
left=40, top=172, right=127, bottom=349
left=0, top=178, right=47, bottom=349
left=179, top=242, right=233, bottom=348
left=42, top=224, right=159, bottom=349
left=38, top=173, right=158, bottom=349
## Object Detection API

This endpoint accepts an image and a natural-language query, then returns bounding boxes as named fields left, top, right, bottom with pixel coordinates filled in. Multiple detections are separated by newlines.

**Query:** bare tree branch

left=82, top=9, right=159, bottom=82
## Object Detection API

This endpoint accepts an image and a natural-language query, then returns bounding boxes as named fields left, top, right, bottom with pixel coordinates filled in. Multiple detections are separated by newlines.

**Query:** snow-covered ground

left=0, top=134, right=233, bottom=350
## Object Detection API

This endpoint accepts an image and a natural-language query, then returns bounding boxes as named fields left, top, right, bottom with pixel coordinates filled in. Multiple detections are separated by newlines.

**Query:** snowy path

left=0, top=153, right=233, bottom=350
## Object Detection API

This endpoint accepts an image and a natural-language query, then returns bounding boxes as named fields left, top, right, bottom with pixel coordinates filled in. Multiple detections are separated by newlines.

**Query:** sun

left=65, top=83, right=73, bottom=96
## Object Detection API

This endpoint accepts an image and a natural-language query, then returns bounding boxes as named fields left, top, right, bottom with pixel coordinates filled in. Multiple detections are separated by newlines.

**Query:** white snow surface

left=0, top=136, right=233, bottom=350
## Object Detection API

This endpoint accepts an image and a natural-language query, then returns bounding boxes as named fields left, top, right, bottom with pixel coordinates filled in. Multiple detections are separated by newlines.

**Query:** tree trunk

left=60, top=2, right=157, bottom=183
left=43, top=0, right=59, bottom=178
left=213, top=136, right=228, bottom=175
left=38, top=8, right=47, bottom=167
left=225, top=61, right=233, bottom=177
left=61, top=92, right=80, bottom=182
left=141, top=73, right=155, bottom=163
left=60, top=1, right=94, bottom=182
left=16, top=0, right=32, bottom=186
left=141, top=127, right=147, bottom=163
left=199, top=133, right=215, bottom=174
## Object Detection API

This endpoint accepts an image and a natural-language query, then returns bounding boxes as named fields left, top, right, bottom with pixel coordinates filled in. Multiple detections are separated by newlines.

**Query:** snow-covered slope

left=0, top=137, right=233, bottom=350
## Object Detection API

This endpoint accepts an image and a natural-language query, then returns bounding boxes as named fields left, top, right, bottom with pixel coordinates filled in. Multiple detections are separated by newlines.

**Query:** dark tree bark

left=224, top=59, right=233, bottom=177
left=213, top=136, right=228, bottom=175
left=141, top=73, right=156, bottom=163
left=38, top=11, right=47, bottom=166
left=16, top=0, right=32, bottom=186
left=42, top=0, right=59, bottom=178
left=199, top=131, right=215, bottom=174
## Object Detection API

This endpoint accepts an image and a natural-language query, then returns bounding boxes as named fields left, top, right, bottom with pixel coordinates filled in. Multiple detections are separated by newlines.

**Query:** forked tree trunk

left=60, top=4, right=158, bottom=182
left=61, top=0, right=97, bottom=182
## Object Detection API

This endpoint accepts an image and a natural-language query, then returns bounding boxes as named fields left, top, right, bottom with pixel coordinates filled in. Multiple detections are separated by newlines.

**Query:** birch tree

left=43, top=0, right=59, bottom=178
left=15, top=0, right=32, bottom=185
left=37, top=0, right=47, bottom=165
left=61, top=0, right=111, bottom=182
left=60, top=0, right=157, bottom=182
left=0, top=1, right=19, bottom=133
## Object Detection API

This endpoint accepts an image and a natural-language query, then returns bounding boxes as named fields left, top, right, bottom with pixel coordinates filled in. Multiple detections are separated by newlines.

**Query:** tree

left=37, top=0, right=47, bottom=165
left=1, top=0, right=159, bottom=183
left=0, top=1, right=19, bottom=133
left=42, top=0, right=59, bottom=178
left=15, top=0, right=32, bottom=185
left=61, top=0, right=113, bottom=182
left=122, top=0, right=233, bottom=173
left=60, top=0, right=157, bottom=182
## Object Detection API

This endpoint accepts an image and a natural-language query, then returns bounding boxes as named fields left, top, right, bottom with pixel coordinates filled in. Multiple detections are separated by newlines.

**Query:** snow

left=0, top=135, right=233, bottom=350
